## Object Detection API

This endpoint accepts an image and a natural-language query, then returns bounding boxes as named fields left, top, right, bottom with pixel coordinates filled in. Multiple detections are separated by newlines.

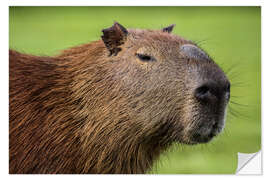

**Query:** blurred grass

left=9, top=6, right=261, bottom=174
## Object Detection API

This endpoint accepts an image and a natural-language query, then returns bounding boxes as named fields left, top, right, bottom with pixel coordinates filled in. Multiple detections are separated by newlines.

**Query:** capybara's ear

left=101, top=22, right=128, bottom=56
left=162, top=24, right=175, bottom=33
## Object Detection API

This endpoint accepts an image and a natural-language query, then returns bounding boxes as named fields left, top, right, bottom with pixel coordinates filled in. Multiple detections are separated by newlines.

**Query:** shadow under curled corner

left=236, top=151, right=262, bottom=175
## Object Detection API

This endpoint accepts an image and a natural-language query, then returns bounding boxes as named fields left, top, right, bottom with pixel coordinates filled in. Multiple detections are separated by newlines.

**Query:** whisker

left=230, top=95, right=245, bottom=98
left=227, top=106, right=250, bottom=120
left=231, top=81, right=249, bottom=88
left=193, top=38, right=212, bottom=47
left=223, top=62, right=243, bottom=76
left=229, top=100, right=250, bottom=107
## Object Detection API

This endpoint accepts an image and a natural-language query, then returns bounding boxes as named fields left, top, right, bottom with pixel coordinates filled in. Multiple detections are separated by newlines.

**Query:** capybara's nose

left=194, top=81, right=230, bottom=102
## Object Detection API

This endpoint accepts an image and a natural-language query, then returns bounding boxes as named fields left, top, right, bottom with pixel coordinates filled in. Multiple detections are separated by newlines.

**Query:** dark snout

left=179, top=44, right=231, bottom=144
left=191, top=79, right=230, bottom=143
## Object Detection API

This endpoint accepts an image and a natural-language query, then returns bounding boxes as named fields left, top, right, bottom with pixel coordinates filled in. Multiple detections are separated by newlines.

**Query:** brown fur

left=9, top=23, right=230, bottom=174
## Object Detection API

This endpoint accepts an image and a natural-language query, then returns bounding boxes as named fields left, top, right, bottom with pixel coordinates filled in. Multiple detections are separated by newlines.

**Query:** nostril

left=226, top=83, right=231, bottom=92
left=225, top=83, right=230, bottom=101
left=195, top=85, right=211, bottom=100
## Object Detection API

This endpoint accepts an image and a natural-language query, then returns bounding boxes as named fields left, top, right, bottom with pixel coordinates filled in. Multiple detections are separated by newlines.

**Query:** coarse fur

left=9, top=23, right=230, bottom=174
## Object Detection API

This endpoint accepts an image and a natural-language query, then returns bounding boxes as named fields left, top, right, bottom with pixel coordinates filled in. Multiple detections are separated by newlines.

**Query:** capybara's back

left=9, top=23, right=230, bottom=174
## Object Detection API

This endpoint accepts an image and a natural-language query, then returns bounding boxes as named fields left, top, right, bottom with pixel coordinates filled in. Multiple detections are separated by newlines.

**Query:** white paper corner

left=236, top=150, right=262, bottom=175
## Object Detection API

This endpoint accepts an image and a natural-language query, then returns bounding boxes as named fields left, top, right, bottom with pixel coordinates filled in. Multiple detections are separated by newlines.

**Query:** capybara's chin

left=182, top=111, right=227, bottom=145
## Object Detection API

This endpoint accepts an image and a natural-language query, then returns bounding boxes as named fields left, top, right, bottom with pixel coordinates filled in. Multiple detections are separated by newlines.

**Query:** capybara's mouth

left=188, top=118, right=224, bottom=144
left=190, top=131, right=216, bottom=144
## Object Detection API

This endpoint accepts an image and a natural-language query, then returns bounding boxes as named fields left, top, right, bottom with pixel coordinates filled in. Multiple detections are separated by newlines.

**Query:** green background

left=9, top=6, right=261, bottom=174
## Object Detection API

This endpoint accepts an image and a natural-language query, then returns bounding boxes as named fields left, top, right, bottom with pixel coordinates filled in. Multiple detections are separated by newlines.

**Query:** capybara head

left=100, top=22, right=230, bottom=145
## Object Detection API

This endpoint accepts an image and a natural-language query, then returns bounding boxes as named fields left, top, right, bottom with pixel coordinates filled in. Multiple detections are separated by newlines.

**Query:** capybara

left=9, top=22, right=230, bottom=174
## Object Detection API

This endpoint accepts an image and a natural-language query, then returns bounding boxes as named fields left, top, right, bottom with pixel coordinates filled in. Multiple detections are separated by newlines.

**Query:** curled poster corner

left=236, top=151, right=262, bottom=175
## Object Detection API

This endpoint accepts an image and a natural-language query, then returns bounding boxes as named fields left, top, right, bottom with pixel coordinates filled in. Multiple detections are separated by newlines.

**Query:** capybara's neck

left=57, top=41, right=168, bottom=173
left=9, top=41, right=168, bottom=174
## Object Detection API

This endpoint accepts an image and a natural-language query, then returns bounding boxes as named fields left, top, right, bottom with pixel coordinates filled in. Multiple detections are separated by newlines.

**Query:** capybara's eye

left=135, top=53, right=156, bottom=62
